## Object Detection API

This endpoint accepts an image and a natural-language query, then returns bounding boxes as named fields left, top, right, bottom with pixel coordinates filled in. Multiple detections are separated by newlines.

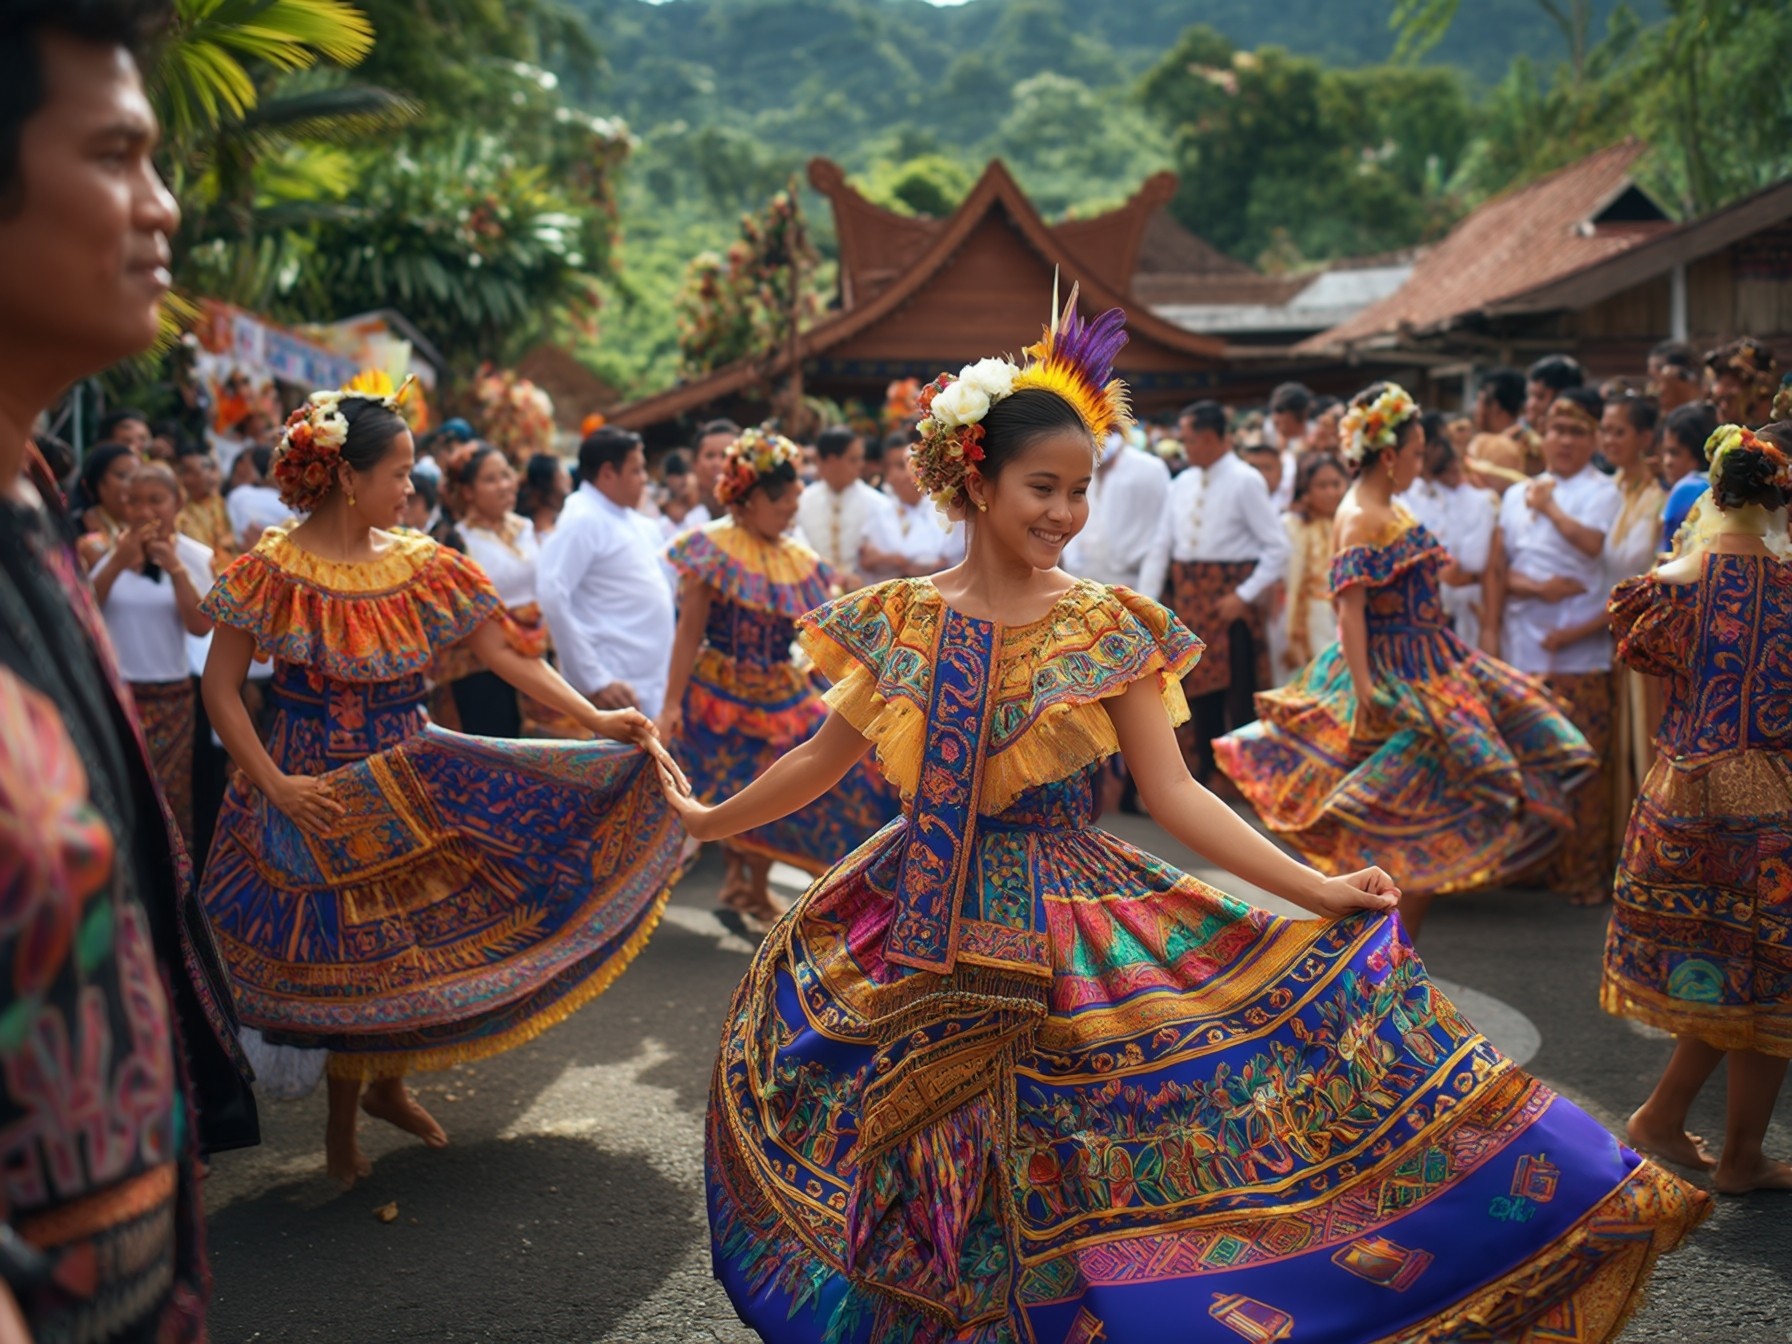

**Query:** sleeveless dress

left=1214, top=512, right=1596, bottom=895
left=1603, top=555, right=1792, bottom=1056
left=667, top=520, right=898, bottom=873
left=707, top=577, right=1705, bottom=1344
left=198, top=526, right=684, bottom=1079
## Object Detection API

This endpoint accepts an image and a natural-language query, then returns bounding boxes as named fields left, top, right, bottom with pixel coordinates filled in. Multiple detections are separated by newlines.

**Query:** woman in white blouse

left=91, top=463, right=214, bottom=850
left=433, top=444, right=573, bottom=738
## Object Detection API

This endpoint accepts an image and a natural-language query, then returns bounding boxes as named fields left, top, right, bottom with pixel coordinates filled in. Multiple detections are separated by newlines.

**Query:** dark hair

left=173, top=438, right=212, bottom=462
left=451, top=443, right=502, bottom=488
left=1240, top=442, right=1279, bottom=461
left=883, top=428, right=916, bottom=452
left=1177, top=400, right=1228, bottom=437
left=408, top=470, right=439, bottom=511
left=32, top=432, right=75, bottom=484
left=1705, top=336, right=1777, bottom=379
left=1422, top=435, right=1457, bottom=480
left=577, top=427, right=641, bottom=483
left=1651, top=338, right=1694, bottom=367
left=1660, top=401, right=1720, bottom=468
left=1480, top=368, right=1527, bottom=417
left=1609, top=393, right=1659, bottom=436
left=1711, top=427, right=1791, bottom=512
left=1550, top=386, right=1604, bottom=425
left=661, top=450, right=691, bottom=478
left=1419, top=410, right=1448, bottom=449
left=1347, top=382, right=1422, bottom=474
left=696, top=418, right=741, bottom=444
left=815, top=425, right=860, bottom=461
left=71, top=440, right=134, bottom=514
left=977, top=388, right=1091, bottom=482
left=1293, top=452, right=1347, bottom=504
left=1527, top=354, right=1584, bottom=393
left=735, top=458, right=800, bottom=505
left=1, top=1, right=169, bottom=212
left=97, top=405, right=149, bottom=438
left=337, top=396, right=410, bottom=475
left=1309, top=395, right=1341, bottom=418
left=1269, top=382, right=1312, bottom=419
left=518, top=452, right=566, bottom=517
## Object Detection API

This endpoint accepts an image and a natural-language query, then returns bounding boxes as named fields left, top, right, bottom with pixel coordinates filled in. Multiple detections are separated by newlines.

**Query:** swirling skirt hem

left=1599, top=975, right=1792, bottom=1059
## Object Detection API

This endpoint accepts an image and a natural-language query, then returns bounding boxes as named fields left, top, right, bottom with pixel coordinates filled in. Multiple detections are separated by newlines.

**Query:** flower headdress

left=912, top=278, right=1131, bottom=510
left=715, top=425, right=802, bottom=506
left=1337, top=383, right=1419, bottom=469
left=271, top=372, right=417, bottom=513
left=1705, top=423, right=1792, bottom=499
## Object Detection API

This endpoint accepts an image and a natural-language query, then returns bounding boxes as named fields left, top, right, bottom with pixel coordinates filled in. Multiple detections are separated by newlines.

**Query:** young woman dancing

left=199, top=378, right=686, bottom=1188
left=656, top=297, right=1704, bottom=1344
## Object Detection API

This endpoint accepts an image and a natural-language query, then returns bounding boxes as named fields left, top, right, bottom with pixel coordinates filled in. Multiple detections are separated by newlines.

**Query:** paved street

left=204, top=814, right=1792, bottom=1343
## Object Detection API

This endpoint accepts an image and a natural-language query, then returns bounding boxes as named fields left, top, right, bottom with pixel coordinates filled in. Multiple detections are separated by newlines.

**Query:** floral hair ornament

left=1337, top=383, right=1418, bottom=468
left=715, top=425, right=802, bottom=507
left=1705, top=423, right=1792, bottom=496
left=271, top=371, right=417, bottom=513
left=912, top=273, right=1132, bottom=510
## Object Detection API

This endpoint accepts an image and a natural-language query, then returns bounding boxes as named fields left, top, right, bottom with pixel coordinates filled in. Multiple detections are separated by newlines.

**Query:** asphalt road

left=203, top=814, right=1792, bottom=1344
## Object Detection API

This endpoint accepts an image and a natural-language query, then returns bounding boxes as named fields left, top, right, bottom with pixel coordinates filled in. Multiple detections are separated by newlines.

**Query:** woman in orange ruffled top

left=1215, top=382, right=1598, bottom=939
left=198, top=376, right=687, bottom=1189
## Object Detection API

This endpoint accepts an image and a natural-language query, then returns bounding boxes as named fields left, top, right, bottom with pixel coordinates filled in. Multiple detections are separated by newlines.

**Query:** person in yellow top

left=198, top=376, right=687, bottom=1189
left=174, top=439, right=238, bottom=568
left=1278, top=451, right=1347, bottom=677
left=653, top=289, right=1704, bottom=1344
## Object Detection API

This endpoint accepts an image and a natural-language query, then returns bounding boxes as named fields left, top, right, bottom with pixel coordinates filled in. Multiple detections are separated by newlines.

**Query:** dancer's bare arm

left=655, top=576, right=712, bottom=741
left=466, top=618, right=661, bottom=752
left=654, top=712, right=871, bottom=840
left=1105, top=678, right=1398, bottom=919
left=202, top=626, right=344, bottom=833
left=1334, top=585, right=1375, bottom=736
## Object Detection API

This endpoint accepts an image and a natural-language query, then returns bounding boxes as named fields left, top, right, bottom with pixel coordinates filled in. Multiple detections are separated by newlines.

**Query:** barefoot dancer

left=1604, top=423, right=1792, bottom=1194
left=200, top=379, right=686, bottom=1188
left=1215, top=384, right=1597, bottom=939
left=660, top=292, right=1705, bottom=1343
left=660, top=429, right=898, bottom=923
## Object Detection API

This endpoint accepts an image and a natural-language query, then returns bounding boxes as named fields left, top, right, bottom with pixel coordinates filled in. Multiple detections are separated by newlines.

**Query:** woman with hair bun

left=1603, top=422, right=1792, bottom=1192
left=199, top=376, right=687, bottom=1189
left=1215, top=382, right=1597, bottom=939
left=660, top=427, right=898, bottom=923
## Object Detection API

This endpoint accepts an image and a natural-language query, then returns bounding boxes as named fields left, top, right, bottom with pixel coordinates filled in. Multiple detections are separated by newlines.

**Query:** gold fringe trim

left=1600, top=976, right=1792, bottom=1059
left=325, top=881, right=676, bottom=1081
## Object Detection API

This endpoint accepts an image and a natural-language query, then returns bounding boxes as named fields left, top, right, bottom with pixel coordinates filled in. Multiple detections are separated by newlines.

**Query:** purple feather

left=1054, top=298, right=1129, bottom=387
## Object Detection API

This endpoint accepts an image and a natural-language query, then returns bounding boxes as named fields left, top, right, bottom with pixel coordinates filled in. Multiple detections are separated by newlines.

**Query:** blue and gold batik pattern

left=667, top=520, right=897, bottom=874
left=199, top=525, right=684, bottom=1078
left=1214, top=512, right=1596, bottom=896
left=1603, top=556, right=1792, bottom=1057
left=707, top=577, right=1706, bottom=1344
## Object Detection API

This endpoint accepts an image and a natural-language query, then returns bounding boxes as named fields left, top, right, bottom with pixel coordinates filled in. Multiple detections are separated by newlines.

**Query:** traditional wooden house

left=610, top=159, right=1230, bottom=443
left=1299, top=141, right=1792, bottom=404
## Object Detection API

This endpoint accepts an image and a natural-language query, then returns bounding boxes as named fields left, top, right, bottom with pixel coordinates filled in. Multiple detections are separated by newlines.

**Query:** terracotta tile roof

left=1299, top=140, right=1672, bottom=353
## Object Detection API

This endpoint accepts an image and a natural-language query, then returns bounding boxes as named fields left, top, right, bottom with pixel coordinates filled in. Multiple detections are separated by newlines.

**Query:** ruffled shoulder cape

left=1329, top=509, right=1447, bottom=596
left=1609, top=570, right=1696, bottom=679
left=799, top=576, right=1202, bottom=811
left=201, top=523, right=500, bottom=683
left=666, top=520, right=832, bottom=618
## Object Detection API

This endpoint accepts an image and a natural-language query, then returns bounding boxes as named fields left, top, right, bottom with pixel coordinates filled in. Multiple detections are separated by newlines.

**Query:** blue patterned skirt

left=200, top=666, right=684, bottom=1077
left=708, top=774, right=1705, bottom=1343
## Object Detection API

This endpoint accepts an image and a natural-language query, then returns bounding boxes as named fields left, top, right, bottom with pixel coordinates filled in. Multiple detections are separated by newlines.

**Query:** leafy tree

left=855, top=154, right=976, bottom=218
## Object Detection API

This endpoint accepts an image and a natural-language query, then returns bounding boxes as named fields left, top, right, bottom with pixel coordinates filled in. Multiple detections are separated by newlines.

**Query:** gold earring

left=977, top=501, right=988, bottom=512
left=347, top=489, right=357, bottom=508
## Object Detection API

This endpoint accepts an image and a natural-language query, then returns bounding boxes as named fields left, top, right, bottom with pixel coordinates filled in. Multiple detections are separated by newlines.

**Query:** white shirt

left=1138, top=452, right=1290, bottom=604
left=1065, top=446, right=1174, bottom=589
left=795, top=479, right=893, bottom=578
left=537, top=483, right=676, bottom=717
left=460, top=516, right=540, bottom=609
left=225, top=483, right=291, bottom=547
left=1399, top=479, right=1495, bottom=576
left=660, top=501, right=713, bottom=543
left=861, top=493, right=964, bottom=583
left=103, top=533, right=213, bottom=683
left=1272, top=447, right=1299, bottom=512
left=1497, top=464, right=1622, bottom=674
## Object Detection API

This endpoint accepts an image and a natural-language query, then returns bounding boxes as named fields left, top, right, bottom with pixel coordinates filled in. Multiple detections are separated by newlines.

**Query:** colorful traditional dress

left=1602, top=555, right=1792, bottom=1056
left=1213, top=512, right=1596, bottom=895
left=708, top=577, right=1705, bottom=1344
left=1280, top=513, right=1335, bottom=678
left=198, top=525, right=684, bottom=1078
left=667, top=520, right=898, bottom=872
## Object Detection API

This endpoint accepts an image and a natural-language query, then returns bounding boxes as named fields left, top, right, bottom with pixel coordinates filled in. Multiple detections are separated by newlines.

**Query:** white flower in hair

left=958, top=358, right=1020, bottom=403
left=933, top=379, right=991, bottom=429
